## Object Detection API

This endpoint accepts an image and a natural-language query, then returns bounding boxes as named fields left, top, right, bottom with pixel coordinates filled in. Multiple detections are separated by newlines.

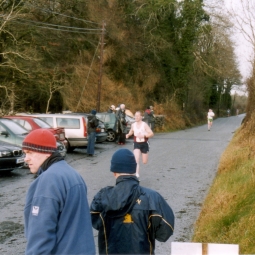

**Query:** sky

left=224, top=0, right=254, bottom=80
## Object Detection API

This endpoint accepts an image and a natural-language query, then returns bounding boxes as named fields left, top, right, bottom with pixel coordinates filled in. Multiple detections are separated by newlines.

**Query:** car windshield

left=33, top=118, right=52, bottom=128
left=0, top=119, right=29, bottom=135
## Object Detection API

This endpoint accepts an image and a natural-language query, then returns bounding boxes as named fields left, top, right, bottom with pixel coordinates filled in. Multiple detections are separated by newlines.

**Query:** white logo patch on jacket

left=32, top=206, right=40, bottom=216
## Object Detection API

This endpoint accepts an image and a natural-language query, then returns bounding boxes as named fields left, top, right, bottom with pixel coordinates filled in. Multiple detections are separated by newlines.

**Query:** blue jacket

left=90, top=176, right=174, bottom=254
left=24, top=157, right=95, bottom=255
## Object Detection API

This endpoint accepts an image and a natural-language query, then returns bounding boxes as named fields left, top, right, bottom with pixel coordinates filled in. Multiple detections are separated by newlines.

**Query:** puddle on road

left=0, top=221, right=24, bottom=244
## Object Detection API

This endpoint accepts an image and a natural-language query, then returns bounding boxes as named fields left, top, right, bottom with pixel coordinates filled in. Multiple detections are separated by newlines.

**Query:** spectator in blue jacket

left=90, top=148, right=174, bottom=254
left=22, top=129, right=95, bottom=255
left=87, top=109, right=99, bottom=156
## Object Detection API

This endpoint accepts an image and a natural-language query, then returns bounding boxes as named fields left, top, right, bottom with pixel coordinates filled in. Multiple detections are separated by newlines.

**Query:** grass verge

left=192, top=115, right=255, bottom=253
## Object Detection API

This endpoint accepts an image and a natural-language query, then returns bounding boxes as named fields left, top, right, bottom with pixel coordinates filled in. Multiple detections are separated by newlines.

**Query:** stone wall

left=154, top=115, right=165, bottom=130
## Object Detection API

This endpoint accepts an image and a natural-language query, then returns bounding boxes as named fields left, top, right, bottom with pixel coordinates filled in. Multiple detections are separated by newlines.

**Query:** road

left=0, top=114, right=244, bottom=254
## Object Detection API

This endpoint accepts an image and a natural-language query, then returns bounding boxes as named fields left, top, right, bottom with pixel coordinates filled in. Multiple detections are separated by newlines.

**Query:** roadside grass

left=192, top=116, right=255, bottom=253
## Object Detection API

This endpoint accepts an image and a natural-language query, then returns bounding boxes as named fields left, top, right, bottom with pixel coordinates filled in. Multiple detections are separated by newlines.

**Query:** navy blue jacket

left=24, top=154, right=95, bottom=255
left=90, top=176, right=174, bottom=254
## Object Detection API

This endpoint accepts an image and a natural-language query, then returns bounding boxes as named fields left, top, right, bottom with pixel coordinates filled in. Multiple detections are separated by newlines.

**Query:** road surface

left=0, top=114, right=244, bottom=254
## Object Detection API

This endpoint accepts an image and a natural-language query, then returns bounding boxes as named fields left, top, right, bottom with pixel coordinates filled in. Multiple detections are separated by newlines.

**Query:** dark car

left=0, top=118, right=66, bottom=157
left=96, top=112, right=135, bottom=142
left=0, top=141, right=25, bottom=171
left=4, top=116, right=67, bottom=147
left=95, top=119, right=108, bottom=143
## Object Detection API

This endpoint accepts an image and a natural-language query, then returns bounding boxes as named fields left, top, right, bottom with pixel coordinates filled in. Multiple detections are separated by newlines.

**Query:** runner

left=207, top=109, right=215, bottom=131
left=126, top=111, right=154, bottom=178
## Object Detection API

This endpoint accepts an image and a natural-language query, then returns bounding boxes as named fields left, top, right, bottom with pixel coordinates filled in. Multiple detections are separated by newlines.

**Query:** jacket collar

left=37, top=151, right=64, bottom=176
left=116, top=175, right=139, bottom=185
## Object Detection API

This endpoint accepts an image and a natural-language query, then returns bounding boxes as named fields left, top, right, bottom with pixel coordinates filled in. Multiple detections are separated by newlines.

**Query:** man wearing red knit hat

left=22, top=129, right=95, bottom=255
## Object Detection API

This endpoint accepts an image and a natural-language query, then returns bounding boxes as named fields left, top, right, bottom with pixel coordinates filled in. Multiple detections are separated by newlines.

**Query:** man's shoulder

left=136, top=186, right=168, bottom=210
left=43, top=161, right=83, bottom=182
left=140, top=186, right=162, bottom=199
left=92, top=186, right=114, bottom=202
left=97, top=186, right=114, bottom=194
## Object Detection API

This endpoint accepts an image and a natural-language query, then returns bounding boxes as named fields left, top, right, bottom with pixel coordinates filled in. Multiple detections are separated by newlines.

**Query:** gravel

left=0, top=114, right=244, bottom=254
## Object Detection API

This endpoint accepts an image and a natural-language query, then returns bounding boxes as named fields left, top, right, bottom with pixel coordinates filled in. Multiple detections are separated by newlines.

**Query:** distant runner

left=207, top=109, right=215, bottom=131
left=126, top=111, right=154, bottom=178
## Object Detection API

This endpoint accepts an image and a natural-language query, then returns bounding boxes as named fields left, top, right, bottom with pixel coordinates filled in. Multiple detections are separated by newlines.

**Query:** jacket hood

left=102, top=175, right=141, bottom=218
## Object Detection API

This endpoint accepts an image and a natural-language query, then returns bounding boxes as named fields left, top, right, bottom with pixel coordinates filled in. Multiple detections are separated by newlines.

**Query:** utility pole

left=96, top=21, right=106, bottom=112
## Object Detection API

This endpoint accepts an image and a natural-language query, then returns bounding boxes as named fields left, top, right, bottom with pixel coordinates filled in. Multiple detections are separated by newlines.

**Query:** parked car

left=96, top=120, right=108, bottom=143
left=0, top=140, right=25, bottom=172
left=0, top=118, right=66, bottom=157
left=96, top=112, right=135, bottom=142
left=28, top=113, right=108, bottom=151
left=68, top=113, right=108, bottom=143
left=4, top=116, right=67, bottom=147
left=125, top=114, right=136, bottom=131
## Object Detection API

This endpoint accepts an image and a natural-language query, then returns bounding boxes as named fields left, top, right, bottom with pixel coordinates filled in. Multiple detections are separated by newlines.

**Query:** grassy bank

left=192, top=114, right=255, bottom=253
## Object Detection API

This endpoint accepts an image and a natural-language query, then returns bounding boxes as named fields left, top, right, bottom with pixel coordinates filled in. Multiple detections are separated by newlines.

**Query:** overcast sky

left=204, top=0, right=254, bottom=94
left=223, top=0, right=254, bottom=82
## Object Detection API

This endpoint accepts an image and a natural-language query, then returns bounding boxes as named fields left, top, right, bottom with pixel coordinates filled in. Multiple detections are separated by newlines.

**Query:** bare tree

left=0, top=0, right=40, bottom=113
left=44, top=68, right=65, bottom=113
left=227, top=0, right=255, bottom=117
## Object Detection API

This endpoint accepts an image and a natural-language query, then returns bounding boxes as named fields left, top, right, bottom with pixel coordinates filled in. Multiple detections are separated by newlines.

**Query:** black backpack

left=89, top=117, right=99, bottom=128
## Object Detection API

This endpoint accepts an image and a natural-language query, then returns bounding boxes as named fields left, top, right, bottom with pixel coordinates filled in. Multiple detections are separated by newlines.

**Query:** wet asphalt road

left=0, top=115, right=244, bottom=254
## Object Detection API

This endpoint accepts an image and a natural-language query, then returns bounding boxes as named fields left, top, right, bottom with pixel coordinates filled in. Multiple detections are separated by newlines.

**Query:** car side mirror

left=0, top=131, right=9, bottom=137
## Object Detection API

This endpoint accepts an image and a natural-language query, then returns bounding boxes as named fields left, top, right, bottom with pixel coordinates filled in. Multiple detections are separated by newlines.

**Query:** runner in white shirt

left=126, top=111, right=154, bottom=178
left=207, top=109, right=215, bottom=131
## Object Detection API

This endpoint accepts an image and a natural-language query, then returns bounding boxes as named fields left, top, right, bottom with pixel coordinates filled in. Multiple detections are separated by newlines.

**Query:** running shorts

left=134, top=141, right=149, bottom=154
left=208, top=118, right=213, bottom=122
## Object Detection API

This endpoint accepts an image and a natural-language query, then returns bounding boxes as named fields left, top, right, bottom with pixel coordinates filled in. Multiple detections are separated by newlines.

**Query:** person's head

left=110, top=149, right=137, bottom=178
left=110, top=105, right=115, bottom=111
left=120, top=104, right=125, bottom=111
left=91, top=109, right=97, bottom=115
left=146, top=106, right=150, bottom=110
left=209, top=109, right=212, bottom=112
left=134, top=111, right=143, bottom=122
left=22, top=129, right=57, bottom=174
left=150, top=106, right=154, bottom=110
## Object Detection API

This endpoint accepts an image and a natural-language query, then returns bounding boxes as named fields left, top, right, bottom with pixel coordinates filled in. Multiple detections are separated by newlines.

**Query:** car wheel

left=66, top=141, right=75, bottom=153
left=107, top=130, right=116, bottom=142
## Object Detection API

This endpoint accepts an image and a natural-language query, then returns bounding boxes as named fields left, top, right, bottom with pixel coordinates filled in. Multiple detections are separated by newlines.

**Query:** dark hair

left=147, top=106, right=150, bottom=109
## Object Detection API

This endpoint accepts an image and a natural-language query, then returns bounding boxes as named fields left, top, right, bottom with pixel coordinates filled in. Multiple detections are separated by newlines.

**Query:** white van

left=28, top=114, right=88, bottom=152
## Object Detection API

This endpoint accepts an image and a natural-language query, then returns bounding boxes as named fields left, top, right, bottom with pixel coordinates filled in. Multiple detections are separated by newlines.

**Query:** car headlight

left=58, top=145, right=64, bottom=151
left=0, top=151, right=12, bottom=157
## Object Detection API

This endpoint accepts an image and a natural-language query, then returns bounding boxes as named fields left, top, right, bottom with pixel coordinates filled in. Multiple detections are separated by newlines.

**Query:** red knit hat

left=22, top=129, right=57, bottom=153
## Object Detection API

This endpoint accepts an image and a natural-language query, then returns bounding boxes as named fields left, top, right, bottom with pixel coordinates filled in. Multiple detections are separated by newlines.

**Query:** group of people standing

left=107, top=104, right=128, bottom=145
left=86, top=104, right=156, bottom=157
left=22, top=128, right=175, bottom=255
left=108, top=104, right=156, bottom=144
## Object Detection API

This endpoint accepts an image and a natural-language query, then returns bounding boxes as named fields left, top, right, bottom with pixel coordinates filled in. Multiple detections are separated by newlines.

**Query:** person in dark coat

left=87, top=109, right=99, bottom=156
left=115, top=104, right=127, bottom=144
left=143, top=106, right=151, bottom=124
left=149, top=105, right=155, bottom=131
left=90, top=149, right=174, bottom=255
